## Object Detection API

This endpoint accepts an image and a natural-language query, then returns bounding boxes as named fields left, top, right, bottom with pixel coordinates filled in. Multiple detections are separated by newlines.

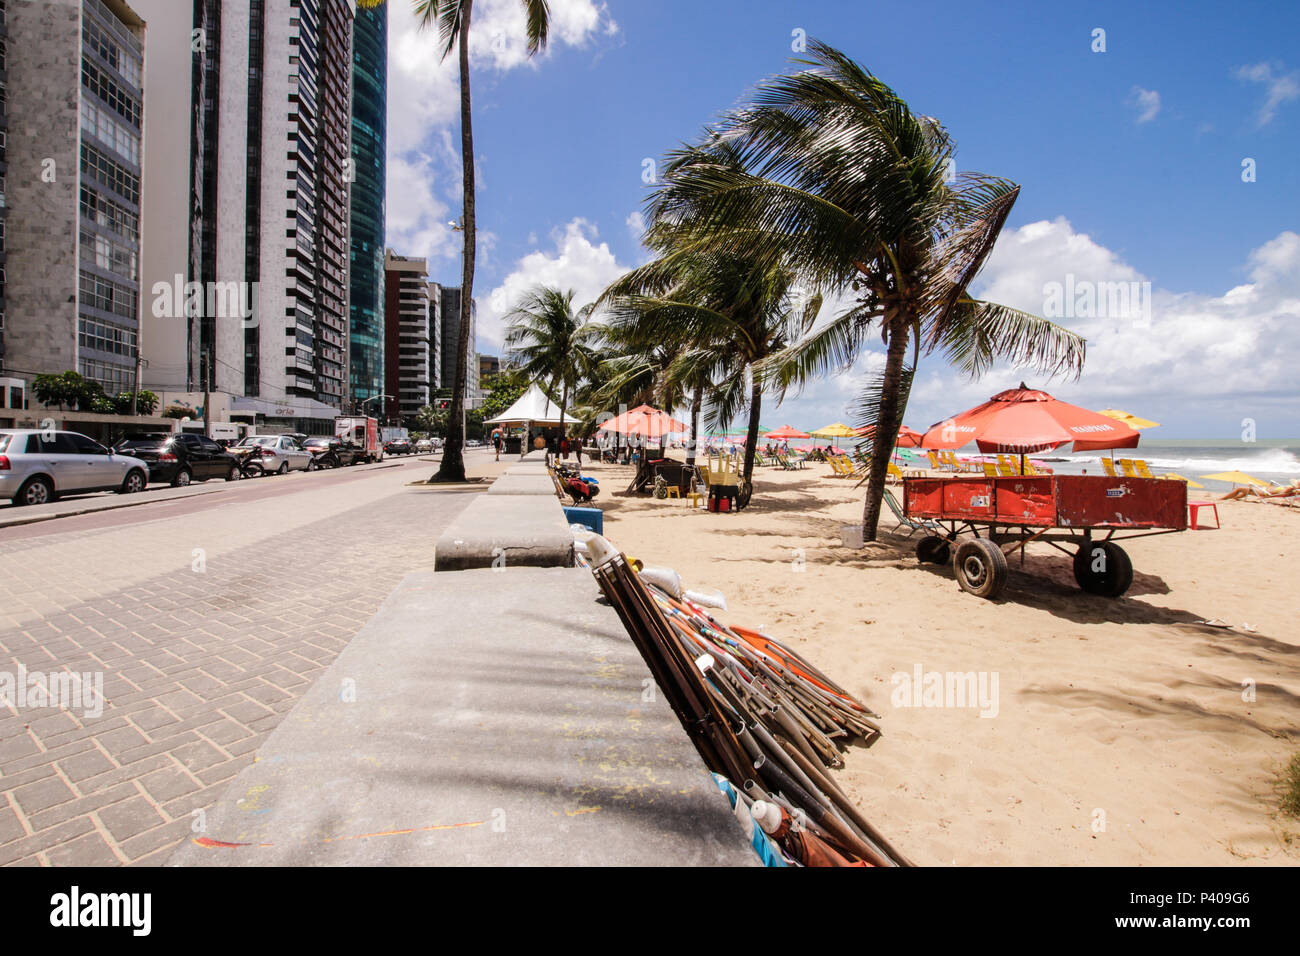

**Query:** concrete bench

left=168, top=568, right=754, bottom=867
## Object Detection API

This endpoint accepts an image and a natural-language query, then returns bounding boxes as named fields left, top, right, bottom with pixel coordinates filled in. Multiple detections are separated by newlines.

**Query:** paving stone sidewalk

left=0, top=483, right=474, bottom=865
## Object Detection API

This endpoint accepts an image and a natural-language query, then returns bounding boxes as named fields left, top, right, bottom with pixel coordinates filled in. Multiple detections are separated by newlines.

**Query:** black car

left=384, top=438, right=413, bottom=456
left=114, top=432, right=241, bottom=486
left=301, top=436, right=365, bottom=468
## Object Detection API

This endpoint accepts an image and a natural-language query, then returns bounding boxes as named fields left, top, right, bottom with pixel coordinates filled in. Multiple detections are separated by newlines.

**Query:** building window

left=80, top=185, right=140, bottom=241
left=80, top=143, right=140, bottom=203
left=78, top=316, right=138, bottom=357
left=79, top=270, right=139, bottom=321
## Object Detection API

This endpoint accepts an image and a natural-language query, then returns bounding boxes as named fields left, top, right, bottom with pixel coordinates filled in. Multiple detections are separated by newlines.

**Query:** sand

left=576, top=452, right=1300, bottom=866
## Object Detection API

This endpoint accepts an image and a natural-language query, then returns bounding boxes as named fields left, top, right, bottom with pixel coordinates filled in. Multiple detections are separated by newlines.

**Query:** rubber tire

left=243, top=462, right=264, bottom=478
left=119, top=470, right=146, bottom=495
left=16, top=476, right=54, bottom=506
left=172, top=468, right=192, bottom=488
left=277, top=462, right=289, bottom=475
left=737, top=480, right=753, bottom=509
left=1073, top=541, right=1134, bottom=598
left=916, top=536, right=951, bottom=565
left=306, top=458, right=319, bottom=472
left=653, top=476, right=668, bottom=499
left=953, top=539, right=1009, bottom=599
left=226, top=464, right=241, bottom=481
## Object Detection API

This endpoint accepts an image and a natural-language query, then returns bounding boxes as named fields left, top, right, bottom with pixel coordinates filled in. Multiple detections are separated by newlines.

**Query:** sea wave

left=1063, top=447, right=1300, bottom=476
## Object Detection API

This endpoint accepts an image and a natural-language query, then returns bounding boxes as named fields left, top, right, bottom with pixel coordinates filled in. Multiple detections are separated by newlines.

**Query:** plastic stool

left=1188, top=501, right=1219, bottom=530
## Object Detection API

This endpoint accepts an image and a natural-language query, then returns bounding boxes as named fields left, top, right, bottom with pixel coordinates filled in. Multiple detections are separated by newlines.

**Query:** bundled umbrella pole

left=581, top=533, right=912, bottom=868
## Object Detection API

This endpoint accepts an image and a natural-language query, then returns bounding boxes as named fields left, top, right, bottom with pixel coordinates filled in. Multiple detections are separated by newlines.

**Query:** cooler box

left=563, top=506, right=603, bottom=535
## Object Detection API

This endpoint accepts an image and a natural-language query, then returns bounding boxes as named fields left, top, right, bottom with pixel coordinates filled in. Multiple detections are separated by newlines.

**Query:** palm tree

left=643, top=41, right=1086, bottom=538
left=602, top=251, right=817, bottom=494
left=360, top=0, right=551, bottom=481
left=503, top=286, right=601, bottom=440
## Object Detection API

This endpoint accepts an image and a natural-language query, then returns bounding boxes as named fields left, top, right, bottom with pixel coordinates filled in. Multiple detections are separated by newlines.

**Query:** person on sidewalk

left=491, top=426, right=503, bottom=461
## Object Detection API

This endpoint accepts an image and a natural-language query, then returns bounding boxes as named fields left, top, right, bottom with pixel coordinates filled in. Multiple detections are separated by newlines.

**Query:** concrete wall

left=6, top=0, right=82, bottom=379
left=134, top=0, right=196, bottom=394
left=214, top=0, right=250, bottom=395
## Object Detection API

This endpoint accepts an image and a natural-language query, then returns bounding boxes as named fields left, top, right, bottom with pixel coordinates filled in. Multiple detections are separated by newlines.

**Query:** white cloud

left=1236, top=61, right=1300, bottom=126
left=478, top=218, right=628, bottom=356
left=1129, top=86, right=1161, bottom=124
left=625, top=210, right=646, bottom=242
left=384, top=1, right=618, bottom=257
left=773, top=222, right=1300, bottom=435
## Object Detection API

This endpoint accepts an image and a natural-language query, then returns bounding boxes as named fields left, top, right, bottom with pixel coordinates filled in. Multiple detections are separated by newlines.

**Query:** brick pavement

left=0, top=474, right=477, bottom=865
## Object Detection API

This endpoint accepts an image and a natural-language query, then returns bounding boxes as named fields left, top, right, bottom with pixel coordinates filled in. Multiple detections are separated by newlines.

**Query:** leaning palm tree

left=503, top=286, right=601, bottom=440
left=602, top=250, right=818, bottom=495
left=644, top=41, right=1086, bottom=538
left=360, top=0, right=551, bottom=481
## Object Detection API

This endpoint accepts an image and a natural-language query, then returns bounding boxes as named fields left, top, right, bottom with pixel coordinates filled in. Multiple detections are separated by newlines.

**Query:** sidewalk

left=168, top=569, right=754, bottom=864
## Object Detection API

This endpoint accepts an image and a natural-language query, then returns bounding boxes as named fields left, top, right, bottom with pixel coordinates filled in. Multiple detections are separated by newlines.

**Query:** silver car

left=233, top=435, right=314, bottom=475
left=0, top=429, right=150, bottom=506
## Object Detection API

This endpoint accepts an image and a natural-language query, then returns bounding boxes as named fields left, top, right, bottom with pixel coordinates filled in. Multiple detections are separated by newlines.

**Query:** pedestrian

left=560, top=435, right=570, bottom=460
left=491, top=426, right=503, bottom=461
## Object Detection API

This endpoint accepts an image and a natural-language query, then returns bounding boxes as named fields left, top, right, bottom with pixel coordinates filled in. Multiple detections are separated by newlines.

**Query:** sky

left=382, top=0, right=1300, bottom=439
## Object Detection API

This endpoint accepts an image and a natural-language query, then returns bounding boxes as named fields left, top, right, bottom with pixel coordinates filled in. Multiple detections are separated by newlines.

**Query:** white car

left=233, top=435, right=314, bottom=475
left=0, top=429, right=150, bottom=506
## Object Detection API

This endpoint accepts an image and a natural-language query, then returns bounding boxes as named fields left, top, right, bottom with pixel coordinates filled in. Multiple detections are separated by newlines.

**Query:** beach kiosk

left=482, top=386, right=577, bottom=457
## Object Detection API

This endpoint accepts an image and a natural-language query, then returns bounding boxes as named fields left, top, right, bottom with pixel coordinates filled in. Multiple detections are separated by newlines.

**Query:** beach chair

left=843, top=455, right=867, bottom=479
left=1132, top=459, right=1156, bottom=479
left=887, top=462, right=905, bottom=483
left=825, top=455, right=848, bottom=477
left=1101, top=458, right=1118, bottom=477
left=1117, top=458, right=1139, bottom=478
left=882, top=488, right=942, bottom=538
left=983, top=462, right=999, bottom=478
left=996, top=462, right=1017, bottom=477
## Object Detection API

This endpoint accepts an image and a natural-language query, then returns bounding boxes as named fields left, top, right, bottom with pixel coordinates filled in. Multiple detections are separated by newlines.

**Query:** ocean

left=936, top=439, right=1300, bottom=490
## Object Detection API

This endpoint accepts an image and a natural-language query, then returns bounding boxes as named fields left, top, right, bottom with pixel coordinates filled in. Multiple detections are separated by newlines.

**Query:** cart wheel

left=653, top=475, right=668, bottom=499
left=952, top=539, right=1008, bottom=599
left=737, top=480, right=753, bottom=509
left=916, top=536, right=951, bottom=565
left=1072, top=541, right=1134, bottom=597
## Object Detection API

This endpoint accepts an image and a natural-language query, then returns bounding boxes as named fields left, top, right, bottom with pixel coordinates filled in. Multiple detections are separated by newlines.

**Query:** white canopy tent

left=482, top=385, right=576, bottom=426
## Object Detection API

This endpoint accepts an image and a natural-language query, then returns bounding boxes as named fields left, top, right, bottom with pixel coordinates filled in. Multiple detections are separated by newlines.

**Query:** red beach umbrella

left=764, top=425, right=811, bottom=440
left=598, top=404, right=688, bottom=440
left=921, top=383, right=1140, bottom=455
left=856, top=424, right=924, bottom=447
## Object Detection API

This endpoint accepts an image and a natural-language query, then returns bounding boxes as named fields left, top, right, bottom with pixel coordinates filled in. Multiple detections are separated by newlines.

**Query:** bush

left=162, top=404, right=196, bottom=420
left=1282, top=753, right=1300, bottom=818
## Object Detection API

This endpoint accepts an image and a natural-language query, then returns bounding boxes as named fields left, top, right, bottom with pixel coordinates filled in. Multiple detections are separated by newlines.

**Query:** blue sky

left=384, top=0, right=1300, bottom=439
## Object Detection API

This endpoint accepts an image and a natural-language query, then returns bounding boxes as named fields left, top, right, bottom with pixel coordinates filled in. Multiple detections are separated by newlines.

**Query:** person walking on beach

left=560, top=435, right=571, bottom=460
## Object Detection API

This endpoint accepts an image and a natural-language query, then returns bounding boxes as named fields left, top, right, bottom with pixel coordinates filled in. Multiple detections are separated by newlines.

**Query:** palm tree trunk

left=742, top=375, right=762, bottom=485
left=435, top=0, right=475, bottom=483
left=862, top=316, right=909, bottom=540
left=686, top=385, right=702, bottom=467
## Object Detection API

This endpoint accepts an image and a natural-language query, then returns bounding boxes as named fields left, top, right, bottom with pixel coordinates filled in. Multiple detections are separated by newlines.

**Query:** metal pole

left=202, top=347, right=211, bottom=433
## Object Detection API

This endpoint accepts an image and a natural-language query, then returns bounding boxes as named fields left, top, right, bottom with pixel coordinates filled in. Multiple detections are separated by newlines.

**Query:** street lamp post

left=359, top=393, right=392, bottom=422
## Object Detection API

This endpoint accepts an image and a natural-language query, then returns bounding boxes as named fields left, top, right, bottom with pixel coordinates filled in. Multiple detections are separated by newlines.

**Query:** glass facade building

left=348, top=2, right=386, bottom=410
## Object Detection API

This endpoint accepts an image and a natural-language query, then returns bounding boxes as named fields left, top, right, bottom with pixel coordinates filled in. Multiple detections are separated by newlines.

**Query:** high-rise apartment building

left=6, top=0, right=145, bottom=397
left=426, top=281, right=441, bottom=393
left=348, top=0, right=385, bottom=411
left=135, top=0, right=355, bottom=416
left=438, top=285, right=477, bottom=406
left=382, top=250, right=430, bottom=424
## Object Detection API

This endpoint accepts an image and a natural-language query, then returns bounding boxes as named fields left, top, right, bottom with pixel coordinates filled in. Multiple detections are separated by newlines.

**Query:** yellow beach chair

left=983, top=462, right=999, bottom=478
left=1117, top=458, right=1139, bottom=478
left=1101, top=458, right=1118, bottom=477
left=1132, top=459, right=1156, bottom=479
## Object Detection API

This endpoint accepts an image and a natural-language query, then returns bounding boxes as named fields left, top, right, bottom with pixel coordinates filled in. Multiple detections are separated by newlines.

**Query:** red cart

left=902, top=474, right=1188, bottom=599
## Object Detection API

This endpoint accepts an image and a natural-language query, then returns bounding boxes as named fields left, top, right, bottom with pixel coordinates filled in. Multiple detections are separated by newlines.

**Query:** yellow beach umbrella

left=1200, top=470, right=1271, bottom=487
left=811, top=422, right=858, bottom=439
left=1098, top=408, right=1161, bottom=430
left=1161, top=473, right=1205, bottom=489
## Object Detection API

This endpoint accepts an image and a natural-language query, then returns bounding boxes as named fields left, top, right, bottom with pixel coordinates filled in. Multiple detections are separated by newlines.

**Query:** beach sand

left=576, top=453, right=1300, bottom=866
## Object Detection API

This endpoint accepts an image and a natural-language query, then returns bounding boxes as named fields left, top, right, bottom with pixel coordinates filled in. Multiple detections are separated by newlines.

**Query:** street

left=0, top=452, right=500, bottom=866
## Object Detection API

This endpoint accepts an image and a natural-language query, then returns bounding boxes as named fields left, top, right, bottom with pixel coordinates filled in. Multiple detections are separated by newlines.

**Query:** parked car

left=232, top=435, right=314, bottom=475
left=301, top=436, right=365, bottom=468
left=0, top=429, right=149, bottom=506
left=466, top=439, right=484, bottom=448
left=384, top=438, right=413, bottom=456
left=114, top=432, right=241, bottom=486
left=415, top=438, right=437, bottom=453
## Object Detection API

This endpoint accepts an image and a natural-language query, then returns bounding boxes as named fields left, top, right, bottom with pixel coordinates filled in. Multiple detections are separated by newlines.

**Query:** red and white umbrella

left=921, top=384, right=1140, bottom=454
left=598, top=404, right=688, bottom=440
